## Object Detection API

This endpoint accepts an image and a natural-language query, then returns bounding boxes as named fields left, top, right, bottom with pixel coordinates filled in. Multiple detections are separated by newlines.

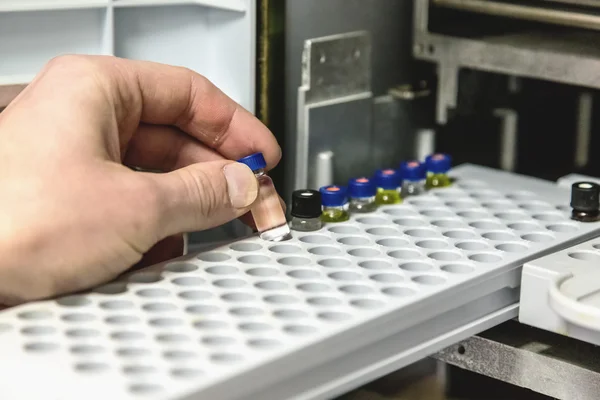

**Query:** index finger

left=47, top=56, right=281, bottom=169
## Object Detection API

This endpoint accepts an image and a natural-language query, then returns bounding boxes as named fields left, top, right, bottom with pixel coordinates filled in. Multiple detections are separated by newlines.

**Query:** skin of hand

left=0, top=55, right=282, bottom=305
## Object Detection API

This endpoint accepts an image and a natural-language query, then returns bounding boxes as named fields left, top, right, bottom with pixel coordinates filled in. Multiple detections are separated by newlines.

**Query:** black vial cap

left=570, top=182, right=600, bottom=212
left=291, top=190, right=322, bottom=218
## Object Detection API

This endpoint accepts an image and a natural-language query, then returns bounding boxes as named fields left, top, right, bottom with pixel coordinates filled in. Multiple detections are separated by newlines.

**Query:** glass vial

left=290, top=189, right=323, bottom=232
left=319, top=185, right=350, bottom=222
left=570, top=181, right=600, bottom=222
left=425, top=153, right=452, bottom=189
left=373, top=169, right=402, bottom=205
left=400, top=161, right=426, bottom=197
left=237, top=153, right=290, bottom=241
left=348, top=177, right=378, bottom=213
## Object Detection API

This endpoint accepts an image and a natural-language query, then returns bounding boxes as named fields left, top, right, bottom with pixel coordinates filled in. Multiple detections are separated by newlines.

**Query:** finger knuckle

left=178, top=65, right=201, bottom=78
left=176, top=69, right=209, bottom=128
left=43, top=55, right=108, bottom=94
left=45, top=54, right=95, bottom=73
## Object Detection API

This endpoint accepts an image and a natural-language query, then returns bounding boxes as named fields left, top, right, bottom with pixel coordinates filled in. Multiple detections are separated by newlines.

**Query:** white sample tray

left=0, top=164, right=599, bottom=400
left=521, top=235, right=600, bottom=346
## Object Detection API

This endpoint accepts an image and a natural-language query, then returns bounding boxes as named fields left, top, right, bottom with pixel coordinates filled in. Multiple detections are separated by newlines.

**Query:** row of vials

left=236, top=152, right=452, bottom=242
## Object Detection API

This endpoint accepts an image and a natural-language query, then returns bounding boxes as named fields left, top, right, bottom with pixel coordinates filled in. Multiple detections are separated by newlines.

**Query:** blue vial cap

left=399, top=160, right=426, bottom=181
left=319, top=185, right=348, bottom=207
left=348, top=177, right=376, bottom=198
left=237, top=152, right=266, bottom=171
left=425, top=153, right=452, bottom=173
left=373, top=169, right=401, bottom=190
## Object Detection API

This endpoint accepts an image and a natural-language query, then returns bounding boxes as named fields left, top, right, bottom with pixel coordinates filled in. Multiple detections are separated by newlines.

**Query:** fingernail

left=223, top=163, right=258, bottom=209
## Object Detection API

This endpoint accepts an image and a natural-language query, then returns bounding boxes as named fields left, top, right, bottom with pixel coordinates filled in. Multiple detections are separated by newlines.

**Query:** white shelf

left=0, top=0, right=255, bottom=112
left=113, top=0, right=246, bottom=12
left=0, top=8, right=107, bottom=75
left=0, top=1, right=109, bottom=12
left=0, top=0, right=245, bottom=12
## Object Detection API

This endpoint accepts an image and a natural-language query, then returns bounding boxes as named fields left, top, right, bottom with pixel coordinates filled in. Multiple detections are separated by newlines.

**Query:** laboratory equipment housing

left=3, top=0, right=600, bottom=399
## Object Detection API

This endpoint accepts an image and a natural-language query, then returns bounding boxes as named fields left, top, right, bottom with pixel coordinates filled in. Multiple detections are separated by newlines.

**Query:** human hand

left=0, top=55, right=281, bottom=305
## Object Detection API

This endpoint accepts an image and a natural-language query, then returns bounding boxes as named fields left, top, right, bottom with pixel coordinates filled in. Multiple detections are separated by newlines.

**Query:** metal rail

left=433, top=320, right=600, bottom=400
left=544, top=0, right=600, bottom=8
left=434, top=0, right=600, bottom=31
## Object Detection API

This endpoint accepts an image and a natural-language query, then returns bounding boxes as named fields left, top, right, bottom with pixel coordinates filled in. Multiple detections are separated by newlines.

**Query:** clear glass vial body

left=349, top=196, right=378, bottom=213
left=252, top=169, right=290, bottom=241
left=375, top=188, right=402, bottom=205
left=426, top=173, right=451, bottom=189
left=401, top=180, right=425, bottom=197
left=321, top=205, right=350, bottom=222
left=290, top=216, right=323, bottom=231
left=290, top=189, right=323, bottom=232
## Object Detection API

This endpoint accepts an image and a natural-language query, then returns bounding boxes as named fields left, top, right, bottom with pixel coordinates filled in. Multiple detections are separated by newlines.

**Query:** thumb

left=148, top=160, right=258, bottom=237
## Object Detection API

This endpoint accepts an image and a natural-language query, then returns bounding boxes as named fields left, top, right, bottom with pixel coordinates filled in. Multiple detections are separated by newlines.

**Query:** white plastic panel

left=0, top=0, right=255, bottom=111
left=521, top=236, right=600, bottom=346
left=0, top=165, right=598, bottom=400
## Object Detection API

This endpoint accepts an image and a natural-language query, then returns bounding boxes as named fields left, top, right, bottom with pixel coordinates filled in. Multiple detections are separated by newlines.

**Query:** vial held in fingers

left=237, top=153, right=290, bottom=241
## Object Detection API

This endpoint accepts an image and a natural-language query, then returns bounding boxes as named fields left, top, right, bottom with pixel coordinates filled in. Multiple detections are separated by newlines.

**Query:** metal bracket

left=434, top=320, right=600, bottom=400
left=295, top=31, right=372, bottom=190
left=300, top=31, right=371, bottom=104
left=413, top=0, right=600, bottom=125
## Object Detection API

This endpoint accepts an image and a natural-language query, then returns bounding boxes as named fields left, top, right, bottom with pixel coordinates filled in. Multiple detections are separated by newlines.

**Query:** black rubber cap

left=291, top=189, right=322, bottom=218
left=570, top=181, right=600, bottom=212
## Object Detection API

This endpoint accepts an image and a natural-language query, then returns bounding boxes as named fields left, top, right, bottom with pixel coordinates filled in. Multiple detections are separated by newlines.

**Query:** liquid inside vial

left=375, top=189, right=401, bottom=205
left=425, top=154, right=452, bottom=189
left=321, top=207, right=350, bottom=222
left=252, top=174, right=290, bottom=241
left=348, top=177, right=378, bottom=213
left=373, top=169, right=402, bottom=205
left=349, top=197, right=378, bottom=213
left=290, top=217, right=323, bottom=231
left=401, top=181, right=425, bottom=197
left=319, top=185, right=350, bottom=223
left=399, top=161, right=426, bottom=198
left=426, top=173, right=451, bottom=189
